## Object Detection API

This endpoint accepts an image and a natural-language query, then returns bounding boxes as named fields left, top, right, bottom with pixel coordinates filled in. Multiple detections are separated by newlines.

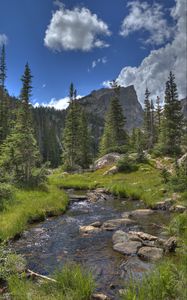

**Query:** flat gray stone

left=113, top=241, right=142, bottom=255
left=138, top=246, right=163, bottom=261
left=102, top=218, right=136, bottom=230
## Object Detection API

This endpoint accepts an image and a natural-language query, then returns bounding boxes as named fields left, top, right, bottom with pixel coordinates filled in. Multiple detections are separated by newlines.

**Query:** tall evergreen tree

left=99, top=80, right=127, bottom=155
left=0, top=45, right=9, bottom=144
left=0, top=45, right=6, bottom=90
left=155, top=96, right=162, bottom=142
left=143, top=88, right=152, bottom=149
left=159, top=71, right=183, bottom=155
left=62, top=83, right=81, bottom=170
left=0, top=64, right=40, bottom=185
left=77, top=109, right=91, bottom=168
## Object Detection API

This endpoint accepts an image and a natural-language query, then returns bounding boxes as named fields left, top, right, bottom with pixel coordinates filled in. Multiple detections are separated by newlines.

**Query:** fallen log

left=27, top=269, right=57, bottom=282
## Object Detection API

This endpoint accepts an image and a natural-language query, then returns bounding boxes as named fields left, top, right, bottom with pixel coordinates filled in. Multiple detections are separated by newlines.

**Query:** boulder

left=128, top=231, right=158, bottom=241
left=113, top=241, right=142, bottom=255
left=164, top=237, right=178, bottom=253
left=169, top=205, right=186, bottom=213
left=103, top=166, right=118, bottom=176
left=112, top=230, right=129, bottom=244
left=138, top=247, right=163, bottom=261
left=102, top=218, right=136, bottom=231
left=87, top=189, right=111, bottom=202
left=122, top=209, right=154, bottom=218
left=92, top=293, right=110, bottom=300
left=89, top=221, right=102, bottom=228
left=152, top=198, right=174, bottom=210
left=94, top=153, right=122, bottom=170
left=79, top=225, right=101, bottom=234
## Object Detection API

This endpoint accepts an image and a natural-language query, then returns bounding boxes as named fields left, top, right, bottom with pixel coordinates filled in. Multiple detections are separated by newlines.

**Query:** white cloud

left=0, top=34, right=8, bottom=46
left=102, top=80, right=111, bottom=88
left=42, top=83, right=46, bottom=88
left=116, top=0, right=187, bottom=104
left=91, top=57, right=107, bottom=69
left=44, top=5, right=111, bottom=51
left=120, top=1, right=173, bottom=45
left=34, top=95, right=83, bottom=110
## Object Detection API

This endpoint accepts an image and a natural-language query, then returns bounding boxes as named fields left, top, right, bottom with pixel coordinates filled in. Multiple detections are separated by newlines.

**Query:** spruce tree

left=159, top=72, right=183, bottom=155
left=0, top=45, right=9, bottom=143
left=62, top=83, right=91, bottom=170
left=99, top=80, right=127, bottom=155
left=155, top=96, right=162, bottom=142
left=62, top=83, right=80, bottom=170
left=0, top=45, right=6, bottom=90
left=0, top=64, right=40, bottom=185
left=143, top=88, right=152, bottom=149
left=77, top=109, right=91, bottom=168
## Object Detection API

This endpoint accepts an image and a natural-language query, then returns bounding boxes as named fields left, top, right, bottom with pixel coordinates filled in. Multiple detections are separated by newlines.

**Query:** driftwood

left=27, top=269, right=57, bottom=282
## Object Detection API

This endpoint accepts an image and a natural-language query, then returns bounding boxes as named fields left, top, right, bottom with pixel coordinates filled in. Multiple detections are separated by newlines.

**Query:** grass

left=0, top=177, right=68, bottom=241
left=51, top=163, right=173, bottom=207
left=7, top=264, right=95, bottom=300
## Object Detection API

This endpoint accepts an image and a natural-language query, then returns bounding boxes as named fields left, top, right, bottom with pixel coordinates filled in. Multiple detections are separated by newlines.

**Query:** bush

left=0, top=183, right=15, bottom=211
left=117, top=156, right=139, bottom=173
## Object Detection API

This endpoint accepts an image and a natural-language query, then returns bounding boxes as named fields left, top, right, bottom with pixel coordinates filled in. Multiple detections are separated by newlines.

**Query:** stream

left=11, top=190, right=172, bottom=299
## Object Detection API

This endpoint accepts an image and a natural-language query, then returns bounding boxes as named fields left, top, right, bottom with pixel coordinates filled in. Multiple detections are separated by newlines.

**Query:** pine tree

left=0, top=64, right=40, bottom=185
left=155, top=96, right=162, bottom=142
left=0, top=45, right=6, bottom=90
left=159, top=72, right=183, bottom=155
left=143, top=88, right=152, bottom=149
left=0, top=45, right=9, bottom=143
left=62, top=83, right=80, bottom=170
left=99, top=80, right=127, bottom=155
left=77, top=109, right=91, bottom=168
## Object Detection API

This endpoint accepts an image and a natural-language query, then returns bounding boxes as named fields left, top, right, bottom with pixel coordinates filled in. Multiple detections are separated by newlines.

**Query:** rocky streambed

left=10, top=189, right=175, bottom=299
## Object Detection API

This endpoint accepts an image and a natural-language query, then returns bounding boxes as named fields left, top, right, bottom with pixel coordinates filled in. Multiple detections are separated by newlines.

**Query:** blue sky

left=0, top=0, right=186, bottom=108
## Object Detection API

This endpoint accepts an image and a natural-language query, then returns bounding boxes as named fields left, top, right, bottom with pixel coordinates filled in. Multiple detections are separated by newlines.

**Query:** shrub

left=0, top=183, right=15, bottom=211
left=117, top=156, right=139, bottom=173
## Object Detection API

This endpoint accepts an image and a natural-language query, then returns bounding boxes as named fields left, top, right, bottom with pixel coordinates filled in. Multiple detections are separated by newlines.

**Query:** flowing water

left=11, top=190, right=172, bottom=299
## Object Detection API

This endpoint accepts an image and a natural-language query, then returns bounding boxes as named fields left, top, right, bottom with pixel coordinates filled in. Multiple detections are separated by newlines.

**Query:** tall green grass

left=0, top=181, right=68, bottom=241
left=52, top=164, right=171, bottom=207
left=8, top=264, right=95, bottom=300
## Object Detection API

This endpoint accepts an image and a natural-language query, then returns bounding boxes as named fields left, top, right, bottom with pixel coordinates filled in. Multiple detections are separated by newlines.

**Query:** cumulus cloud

left=116, top=0, right=187, bottom=104
left=0, top=34, right=8, bottom=46
left=34, top=95, right=83, bottom=110
left=44, top=5, right=111, bottom=51
left=120, top=1, right=173, bottom=45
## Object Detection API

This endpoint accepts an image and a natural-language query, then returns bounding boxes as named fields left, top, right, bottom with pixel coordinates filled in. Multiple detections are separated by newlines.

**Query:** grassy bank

left=7, top=264, right=94, bottom=300
left=0, top=177, right=68, bottom=241
left=51, top=163, right=174, bottom=207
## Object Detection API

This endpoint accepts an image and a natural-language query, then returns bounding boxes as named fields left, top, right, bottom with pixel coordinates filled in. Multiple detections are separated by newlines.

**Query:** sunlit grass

left=8, top=264, right=95, bottom=300
left=0, top=182, right=68, bottom=241
left=51, top=164, right=171, bottom=207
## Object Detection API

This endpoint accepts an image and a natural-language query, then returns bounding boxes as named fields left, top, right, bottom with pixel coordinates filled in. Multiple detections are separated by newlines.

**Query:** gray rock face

left=79, top=86, right=143, bottom=131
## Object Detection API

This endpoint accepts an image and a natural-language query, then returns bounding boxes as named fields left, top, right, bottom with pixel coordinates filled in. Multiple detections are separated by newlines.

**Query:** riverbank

left=0, top=177, right=68, bottom=242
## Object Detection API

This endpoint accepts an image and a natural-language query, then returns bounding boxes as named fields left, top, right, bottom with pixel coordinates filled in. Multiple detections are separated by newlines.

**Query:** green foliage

left=143, top=88, right=155, bottom=149
left=99, top=81, right=127, bottom=156
left=62, top=84, right=91, bottom=171
left=167, top=213, right=187, bottom=236
left=8, top=264, right=94, bottom=300
left=121, top=260, right=186, bottom=300
left=0, top=64, right=41, bottom=186
left=117, top=156, right=139, bottom=173
left=0, top=246, right=26, bottom=280
left=158, top=72, right=183, bottom=156
left=160, top=167, right=170, bottom=183
left=0, top=183, right=15, bottom=211
left=0, top=178, right=68, bottom=241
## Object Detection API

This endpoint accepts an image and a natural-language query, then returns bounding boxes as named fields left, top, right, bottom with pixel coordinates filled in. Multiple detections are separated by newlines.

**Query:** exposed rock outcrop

left=94, top=153, right=122, bottom=170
